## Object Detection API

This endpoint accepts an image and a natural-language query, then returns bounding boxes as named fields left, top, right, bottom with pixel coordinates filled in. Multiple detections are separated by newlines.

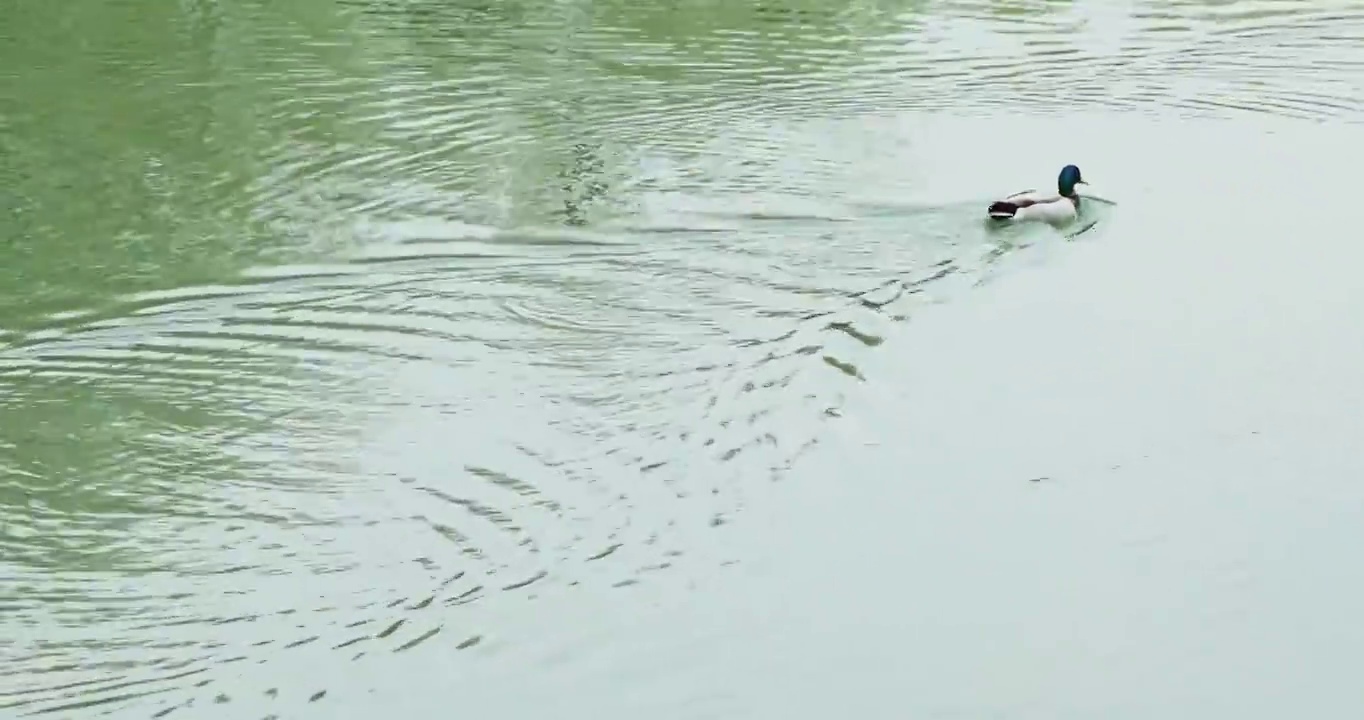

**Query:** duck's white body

left=987, top=188, right=1081, bottom=225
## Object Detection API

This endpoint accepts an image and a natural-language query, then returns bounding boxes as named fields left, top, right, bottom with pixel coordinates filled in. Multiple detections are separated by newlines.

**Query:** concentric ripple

left=2, top=0, right=1360, bottom=715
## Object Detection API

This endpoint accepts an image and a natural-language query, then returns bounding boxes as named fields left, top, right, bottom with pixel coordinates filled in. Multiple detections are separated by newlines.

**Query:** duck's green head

left=1058, top=165, right=1084, bottom=197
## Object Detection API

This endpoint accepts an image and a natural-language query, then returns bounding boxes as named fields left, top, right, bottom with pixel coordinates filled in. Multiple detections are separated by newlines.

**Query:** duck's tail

left=986, top=200, right=1018, bottom=220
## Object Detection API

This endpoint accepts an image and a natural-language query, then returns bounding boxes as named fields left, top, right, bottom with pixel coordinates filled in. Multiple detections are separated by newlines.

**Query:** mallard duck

left=987, top=165, right=1087, bottom=224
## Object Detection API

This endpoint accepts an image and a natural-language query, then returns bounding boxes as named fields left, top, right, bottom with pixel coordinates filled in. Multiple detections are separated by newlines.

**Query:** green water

left=2, top=0, right=1362, bottom=717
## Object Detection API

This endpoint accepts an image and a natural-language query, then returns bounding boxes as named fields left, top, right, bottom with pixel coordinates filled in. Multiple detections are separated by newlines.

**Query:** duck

left=987, top=165, right=1087, bottom=224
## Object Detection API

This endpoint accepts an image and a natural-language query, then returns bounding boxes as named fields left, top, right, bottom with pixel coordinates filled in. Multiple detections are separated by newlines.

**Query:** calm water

left=3, top=0, right=1363, bottom=717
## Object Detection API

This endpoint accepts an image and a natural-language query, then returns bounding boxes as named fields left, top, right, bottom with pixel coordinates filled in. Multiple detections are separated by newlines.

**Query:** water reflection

left=1, top=0, right=1362, bottom=716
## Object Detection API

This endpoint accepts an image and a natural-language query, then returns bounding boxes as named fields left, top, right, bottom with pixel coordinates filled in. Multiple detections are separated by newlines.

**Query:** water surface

left=2, top=0, right=1362, bottom=717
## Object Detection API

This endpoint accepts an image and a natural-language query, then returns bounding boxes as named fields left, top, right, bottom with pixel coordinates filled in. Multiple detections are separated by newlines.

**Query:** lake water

left=3, top=0, right=1362, bottom=717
